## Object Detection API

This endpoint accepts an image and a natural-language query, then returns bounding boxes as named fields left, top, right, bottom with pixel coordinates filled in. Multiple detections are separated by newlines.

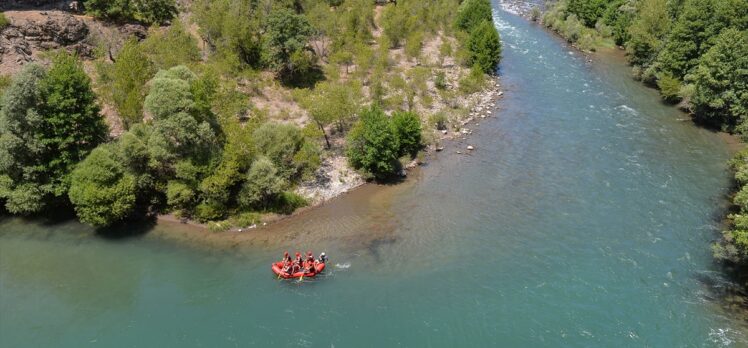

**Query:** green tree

left=656, top=73, right=682, bottom=103
left=0, top=54, right=107, bottom=214
left=107, top=39, right=154, bottom=128
left=456, top=0, right=493, bottom=32
left=68, top=144, right=137, bottom=227
left=238, top=157, right=287, bottom=210
left=346, top=107, right=400, bottom=179
left=83, top=0, right=176, bottom=24
left=299, top=80, right=363, bottom=148
left=690, top=29, right=748, bottom=133
left=265, top=9, right=314, bottom=73
left=625, top=0, right=670, bottom=67
left=391, top=111, right=422, bottom=157
left=253, top=122, right=319, bottom=181
left=567, top=0, right=608, bottom=27
left=467, top=20, right=502, bottom=74
left=140, top=20, right=200, bottom=69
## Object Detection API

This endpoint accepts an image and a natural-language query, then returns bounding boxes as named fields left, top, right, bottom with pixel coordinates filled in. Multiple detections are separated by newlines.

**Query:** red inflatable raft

left=272, top=262, right=325, bottom=279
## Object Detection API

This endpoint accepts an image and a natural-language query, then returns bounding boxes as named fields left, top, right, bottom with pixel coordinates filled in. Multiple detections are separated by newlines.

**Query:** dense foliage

left=458, top=0, right=502, bottom=73
left=83, top=0, right=177, bottom=25
left=347, top=107, right=422, bottom=179
left=1, top=0, right=501, bottom=229
left=0, top=54, right=107, bottom=214
left=543, top=0, right=748, bottom=136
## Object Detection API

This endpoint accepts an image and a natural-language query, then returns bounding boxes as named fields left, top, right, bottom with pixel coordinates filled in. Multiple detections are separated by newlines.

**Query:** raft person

left=294, top=252, right=302, bottom=265
left=306, top=251, right=314, bottom=264
left=318, top=252, right=327, bottom=264
left=283, top=251, right=291, bottom=264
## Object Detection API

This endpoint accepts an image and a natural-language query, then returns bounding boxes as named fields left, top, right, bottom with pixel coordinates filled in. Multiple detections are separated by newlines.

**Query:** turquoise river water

left=1, top=5, right=746, bottom=347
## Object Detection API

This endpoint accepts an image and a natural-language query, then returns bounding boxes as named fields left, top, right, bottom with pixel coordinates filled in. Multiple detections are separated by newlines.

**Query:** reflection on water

left=2, top=4, right=747, bottom=347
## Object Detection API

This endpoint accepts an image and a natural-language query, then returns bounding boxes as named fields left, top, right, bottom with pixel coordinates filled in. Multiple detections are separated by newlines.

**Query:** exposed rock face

left=0, top=0, right=73, bottom=11
left=0, top=13, right=91, bottom=66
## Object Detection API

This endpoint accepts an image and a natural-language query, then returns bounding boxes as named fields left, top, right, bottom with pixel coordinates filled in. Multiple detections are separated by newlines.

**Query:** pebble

left=467, top=145, right=475, bottom=151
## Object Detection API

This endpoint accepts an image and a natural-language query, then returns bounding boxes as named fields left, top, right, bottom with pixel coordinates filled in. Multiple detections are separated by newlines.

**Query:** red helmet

left=284, top=251, right=289, bottom=257
left=307, top=251, right=313, bottom=256
left=295, top=252, right=301, bottom=257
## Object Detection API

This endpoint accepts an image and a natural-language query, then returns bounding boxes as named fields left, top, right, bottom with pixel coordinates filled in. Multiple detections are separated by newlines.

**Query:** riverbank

left=157, top=75, right=505, bottom=235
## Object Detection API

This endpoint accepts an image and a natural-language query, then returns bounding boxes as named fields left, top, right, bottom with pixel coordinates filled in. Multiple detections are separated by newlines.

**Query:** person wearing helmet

left=294, top=252, right=302, bottom=265
left=306, top=251, right=314, bottom=264
left=283, top=251, right=291, bottom=265
left=318, top=252, right=327, bottom=264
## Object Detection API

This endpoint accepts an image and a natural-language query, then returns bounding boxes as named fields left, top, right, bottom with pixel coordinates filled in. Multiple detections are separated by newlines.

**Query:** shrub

left=69, top=145, right=137, bottom=227
left=391, top=111, right=422, bottom=157
left=0, top=13, right=10, bottom=29
left=467, top=20, right=502, bottom=74
left=656, top=73, right=682, bottom=103
left=346, top=107, right=400, bottom=179
left=456, top=0, right=493, bottom=32
left=106, top=39, right=154, bottom=128
left=238, top=157, right=287, bottom=210
left=429, top=112, right=448, bottom=130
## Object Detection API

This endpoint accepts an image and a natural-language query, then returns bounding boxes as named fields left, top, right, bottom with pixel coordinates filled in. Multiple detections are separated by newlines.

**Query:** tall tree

left=691, top=29, right=748, bottom=133
left=0, top=54, right=107, bottom=214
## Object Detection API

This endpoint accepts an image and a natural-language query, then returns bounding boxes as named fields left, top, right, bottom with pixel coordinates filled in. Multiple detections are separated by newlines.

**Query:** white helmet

left=320, top=252, right=326, bottom=256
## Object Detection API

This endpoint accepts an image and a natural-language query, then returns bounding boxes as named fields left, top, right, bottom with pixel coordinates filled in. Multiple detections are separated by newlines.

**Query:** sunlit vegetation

left=1, top=0, right=503, bottom=229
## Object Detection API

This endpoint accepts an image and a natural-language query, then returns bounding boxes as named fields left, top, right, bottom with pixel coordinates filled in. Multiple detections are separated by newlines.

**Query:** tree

left=252, top=122, right=319, bottom=181
left=108, top=39, right=154, bottom=128
left=567, top=0, right=609, bottom=27
left=69, top=144, right=137, bottom=227
left=391, top=111, right=422, bottom=157
left=690, top=29, right=748, bottom=133
left=300, top=80, right=363, bottom=148
left=265, top=8, right=314, bottom=73
left=346, top=107, right=400, bottom=179
left=467, top=20, right=502, bottom=74
left=456, top=0, right=493, bottom=32
left=140, top=20, right=200, bottom=69
left=144, top=67, right=196, bottom=120
left=0, top=54, right=107, bottom=214
left=625, top=0, right=670, bottom=67
left=238, top=157, right=287, bottom=210
left=83, top=0, right=176, bottom=24
left=656, top=73, right=682, bottom=103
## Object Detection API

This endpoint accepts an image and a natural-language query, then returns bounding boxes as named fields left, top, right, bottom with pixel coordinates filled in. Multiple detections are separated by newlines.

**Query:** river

left=1, top=4, right=744, bottom=347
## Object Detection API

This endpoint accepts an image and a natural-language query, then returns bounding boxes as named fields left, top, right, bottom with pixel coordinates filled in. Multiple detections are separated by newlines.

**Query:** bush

left=459, top=64, right=487, bottom=93
left=0, top=13, right=10, bottom=29
left=391, top=111, right=422, bottom=157
left=105, top=39, right=154, bottom=128
left=456, top=0, right=493, bottom=32
left=346, top=107, right=400, bottom=179
left=238, top=157, right=287, bottom=210
left=467, top=20, right=502, bottom=74
left=83, top=0, right=177, bottom=24
left=429, top=112, right=448, bottom=130
left=656, top=73, right=682, bottom=103
left=69, top=145, right=137, bottom=227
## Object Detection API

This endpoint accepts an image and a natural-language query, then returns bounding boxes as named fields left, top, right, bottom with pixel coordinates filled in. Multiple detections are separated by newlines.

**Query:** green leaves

left=691, top=29, right=748, bottom=133
left=391, top=111, right=422, bottom=157
left=456, top=0, right=493, bottom=32
left=346, top=107, right=400, bottom=180
left=0, top=54, right=106, bottom=215
left=467, top=20, right=502, bottom=74
left=83, top=0, right=177, bottom=25
left=69, top=145, right=137, bottom=227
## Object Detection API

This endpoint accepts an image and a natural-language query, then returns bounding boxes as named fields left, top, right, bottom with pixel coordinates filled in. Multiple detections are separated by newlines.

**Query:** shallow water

left=1, top=5, right=744, bottom=347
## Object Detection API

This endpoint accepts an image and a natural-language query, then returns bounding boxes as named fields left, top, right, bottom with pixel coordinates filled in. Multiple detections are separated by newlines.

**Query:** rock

left=456, top=151, right=462, bottom=154
left=498, top=91, right=504, bottom=96
left=467, top=145, right=475, bottom=151
left=441, top=129, right=448, bottom=135
left=398, top=169, right=407, bottom=177
left=435, top=146, right=444, bottom=152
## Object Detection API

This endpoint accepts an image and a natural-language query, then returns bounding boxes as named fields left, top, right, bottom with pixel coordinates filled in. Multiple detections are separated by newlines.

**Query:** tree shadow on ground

left=278, top=66, right=326, bottom=89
